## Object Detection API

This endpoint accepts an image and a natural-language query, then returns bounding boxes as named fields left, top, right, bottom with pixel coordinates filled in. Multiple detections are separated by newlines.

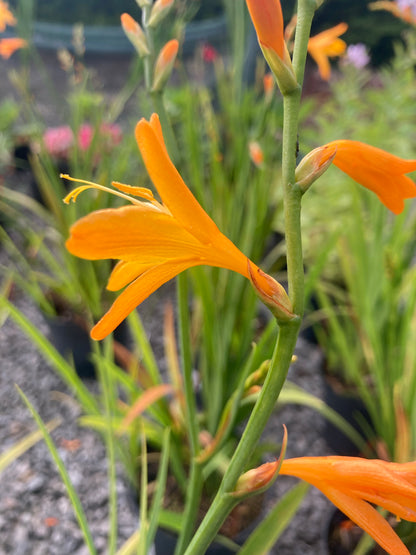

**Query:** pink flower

left=77, top=124, right=94, bottom=151
left=43, top=126, right=74, bottom=158
left=202, top=43, right=218, bottom=63
left=77, top=123, right=122, bottom=152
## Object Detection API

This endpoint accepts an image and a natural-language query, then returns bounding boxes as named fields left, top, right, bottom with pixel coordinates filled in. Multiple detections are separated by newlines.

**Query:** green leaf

left=16, top=386, right=97, bottom=555
left=0, top=418, right=60, bottom=474
left=238, top=482, right=309, bottom=555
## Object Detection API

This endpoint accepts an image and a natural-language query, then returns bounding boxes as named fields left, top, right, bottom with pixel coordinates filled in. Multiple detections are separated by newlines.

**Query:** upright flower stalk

left=184, top=2, right=316, bottom=553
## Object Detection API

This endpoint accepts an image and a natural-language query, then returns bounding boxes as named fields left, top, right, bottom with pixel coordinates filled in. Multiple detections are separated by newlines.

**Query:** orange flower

left=64, top=114, right=293, bottom=340
left=307, top=23, right=348, bottom=80
left=120, top=13, right=149, bottom=57
left=248, top=141, right=264, bottom=167
left=324, top=140, right=416, bottom=214
left=369, top=1, right=416, bottom=25
left=0, top=37, right=26, bottom=59
left=152, top=39, right=179, bottom=91
left=0, top=1, right=16, bottom=31
left=263, top=72, right=274, bottom=100
left=245, top=0, right=285, bottom=61
left=245, top=0, right=296, bottom=93
left=280, top=456, right=416, bottom=555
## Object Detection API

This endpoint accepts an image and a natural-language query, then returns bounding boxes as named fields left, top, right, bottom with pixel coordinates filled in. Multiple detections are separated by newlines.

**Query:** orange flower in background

left=369, top=1, right=416, bottom=25
left=249, top=141, right=264, bottom=167
left=324, top=140, right=416, bottom=214
left=307, top=23, right=348, bottom=80
left=280, top=456, right=416, bottom=555
left=64, top=114, right=293, bottom=340
left=0, top=1, right=16, bottom=31
left=0, top=36, right=26, bottom=58
left=152, top=39, right=179, bottom=91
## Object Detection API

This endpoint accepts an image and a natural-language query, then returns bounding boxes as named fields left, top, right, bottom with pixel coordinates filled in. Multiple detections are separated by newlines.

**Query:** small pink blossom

left=43, top=126, right=74, bottom=158
left=77, top=124, right=94, bottom=151
left=78, top=123, right=122, bottom=151
left=202, top=43, right=218, bottom=63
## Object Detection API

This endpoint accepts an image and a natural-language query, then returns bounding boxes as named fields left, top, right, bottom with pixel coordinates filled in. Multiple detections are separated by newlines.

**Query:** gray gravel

left=0, top=280, right=332, bottom=554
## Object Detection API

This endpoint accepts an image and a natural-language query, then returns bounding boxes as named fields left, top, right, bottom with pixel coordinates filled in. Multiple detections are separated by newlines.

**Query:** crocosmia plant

left=3, top=0, right=416, bottom=554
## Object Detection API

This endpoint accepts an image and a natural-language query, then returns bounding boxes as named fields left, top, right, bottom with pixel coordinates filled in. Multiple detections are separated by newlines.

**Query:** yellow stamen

left=61, top=174, right=146, bottom=206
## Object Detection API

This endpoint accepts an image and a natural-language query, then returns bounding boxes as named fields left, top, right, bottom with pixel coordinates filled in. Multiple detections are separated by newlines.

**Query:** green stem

left=282, top=0, right=315, bottom=316
left=177, top=273, right=199, bottom=456
left=175, top=273, right=203, bottom=553
left=183, top=3, right=316, bottom=552
left=150, top=90, right=180, bottom=163
left=184, top=322, right=300, bottom=555
left=142, top=5, right=154, bottom=91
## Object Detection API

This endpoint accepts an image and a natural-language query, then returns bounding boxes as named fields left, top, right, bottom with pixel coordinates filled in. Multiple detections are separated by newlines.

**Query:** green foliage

left=300, top=35, right=416, bottom=461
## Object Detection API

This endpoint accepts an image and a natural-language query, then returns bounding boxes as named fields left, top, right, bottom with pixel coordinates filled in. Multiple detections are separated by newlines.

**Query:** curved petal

left=107, top=260, right=155, bottom=291
left=327, top=140, right=416, bottom=213
left=135, top=116, right=221, bottom=245
left=320, top=486, right=410, bottom=555
left=91, top=258, right=198, bottom=340
left=66, top=205, right=205, bottom=261
left=309, top=50, right=331, bottom=80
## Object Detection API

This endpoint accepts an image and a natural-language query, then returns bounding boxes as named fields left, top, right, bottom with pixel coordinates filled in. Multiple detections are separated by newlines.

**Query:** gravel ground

left=1, top=47, right=334, bottom=555
left=0, top=279, right=333, bottom=554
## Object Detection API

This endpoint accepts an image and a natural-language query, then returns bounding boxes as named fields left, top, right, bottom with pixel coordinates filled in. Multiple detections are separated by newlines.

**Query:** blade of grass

left=0, top=297, right=99, bottom=414
left=238, top=482, right=309, bottom=555
left=16, top=386, right=97, bottom=555
left=0, top=418, right=61, bottom=474
left=146, top=428, right=171, bottom=551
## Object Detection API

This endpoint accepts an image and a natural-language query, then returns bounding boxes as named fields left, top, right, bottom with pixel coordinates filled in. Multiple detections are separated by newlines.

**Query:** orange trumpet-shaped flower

left=280, top=456, right=416, bottom=555
left=0, top=1, right=16, bottom=31
left=245, top=0, right=296, bottom=94
left=324, top=140, right=416, bottom=214
left=64, top=114, right=293, bottom=340
left=307, top=23, right=348, bottom=81
left=245, top=0, right=285, bottom=61
left=152, top=39, right=179, bottom=91
left=0, top=37, right=26, bottom=58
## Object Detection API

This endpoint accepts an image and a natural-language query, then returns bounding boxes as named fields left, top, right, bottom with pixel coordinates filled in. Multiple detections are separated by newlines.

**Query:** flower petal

left=135, top=116, right=222, bottom=245
left=66, top=205, right=205, bottom=262
left=107, top=260, right=156, bottom=291
left=320, top=486, right=410, bottom=555
left=326, top=140, right=416, bottom=213
left=91, top=258, right=197, bottom=340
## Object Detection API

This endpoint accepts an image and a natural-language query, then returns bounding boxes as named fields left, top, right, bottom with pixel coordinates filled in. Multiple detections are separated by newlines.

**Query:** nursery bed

left=1, top=49, right=334, bottom=554
left=0, top=281, right=333, bottom=554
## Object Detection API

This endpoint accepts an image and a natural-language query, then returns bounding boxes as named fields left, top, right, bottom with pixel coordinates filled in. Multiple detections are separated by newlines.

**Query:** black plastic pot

left=154, top=528, right=238, bottom=555
left=46, top=313, right=130, bottom=379
left=322, top=377, right=371, bottom=456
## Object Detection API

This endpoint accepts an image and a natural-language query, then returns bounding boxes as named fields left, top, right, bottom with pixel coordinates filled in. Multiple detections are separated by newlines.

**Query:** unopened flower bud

left=249, top=141, right=264, bottom=167
left=295, top=144, right=337, bottom=192
left=232, top=426, right=288, bottom=497
left=244, top=360, right=270, bottom=390
left=263, top=73, right=275, bottom=102
left=234, top=461, right=279, bottom=496
left=246, top=0, right=298, bottom=95
left=248, top=261, right=296, bottom=323
left=152, top=39, right=179, bottom=91
left=148, top=0, right=174, bottom=28
left=135, top=0, right=151, bottom=7
left=121, top=13, right=150, bottom=57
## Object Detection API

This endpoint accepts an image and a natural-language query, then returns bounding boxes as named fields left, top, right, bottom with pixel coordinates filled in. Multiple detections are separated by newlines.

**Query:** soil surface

left=1, top=47, right=336, bottom=554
